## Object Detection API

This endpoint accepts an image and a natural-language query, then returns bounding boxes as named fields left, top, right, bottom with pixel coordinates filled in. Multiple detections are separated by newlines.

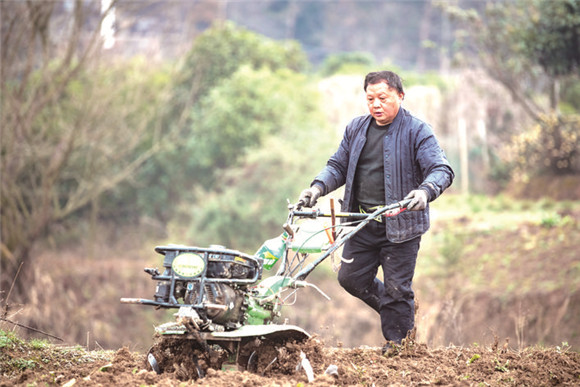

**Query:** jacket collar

left=363, top=107, right=406, bottom=133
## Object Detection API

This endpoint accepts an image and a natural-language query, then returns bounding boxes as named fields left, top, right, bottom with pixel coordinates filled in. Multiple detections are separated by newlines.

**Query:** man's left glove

left=298, top=185, right=322, bottom=208
left=404, top=189, right=429, bottom=211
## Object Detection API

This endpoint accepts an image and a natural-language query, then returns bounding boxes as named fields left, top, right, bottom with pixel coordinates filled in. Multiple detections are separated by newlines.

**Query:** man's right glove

left=298, top=185, right=322, bottom=208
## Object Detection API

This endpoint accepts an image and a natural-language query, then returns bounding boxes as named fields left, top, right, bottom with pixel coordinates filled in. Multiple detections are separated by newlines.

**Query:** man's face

left=366, top=81, right=404, bottom=126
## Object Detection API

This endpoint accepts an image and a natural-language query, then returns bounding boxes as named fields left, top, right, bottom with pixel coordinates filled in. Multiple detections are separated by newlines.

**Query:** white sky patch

left=101, top=0, right=116, bottom=49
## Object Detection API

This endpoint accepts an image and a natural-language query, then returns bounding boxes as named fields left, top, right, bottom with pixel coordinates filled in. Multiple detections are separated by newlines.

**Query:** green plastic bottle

left=255, top=233, right=288, bottom=270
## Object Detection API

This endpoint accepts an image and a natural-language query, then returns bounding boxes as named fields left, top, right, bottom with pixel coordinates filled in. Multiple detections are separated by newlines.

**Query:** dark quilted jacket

left=313, top=108, right=454, bottom=242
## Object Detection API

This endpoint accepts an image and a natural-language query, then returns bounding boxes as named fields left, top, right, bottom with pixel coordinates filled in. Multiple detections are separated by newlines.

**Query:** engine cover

left=207, top=247, right=257, bottom=279
left=185, top=282, right=245, bottom=327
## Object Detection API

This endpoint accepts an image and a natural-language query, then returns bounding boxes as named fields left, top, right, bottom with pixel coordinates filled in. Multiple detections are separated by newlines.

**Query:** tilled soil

left=2, top=336, right=579, bottom=386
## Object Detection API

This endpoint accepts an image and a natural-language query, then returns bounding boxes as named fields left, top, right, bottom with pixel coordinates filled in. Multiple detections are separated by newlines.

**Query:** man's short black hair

left=364, top=71, right=404, bottom=94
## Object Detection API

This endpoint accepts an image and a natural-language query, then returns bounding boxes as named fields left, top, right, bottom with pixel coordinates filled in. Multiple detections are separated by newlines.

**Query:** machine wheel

left=145, top=335, right=226, bottom=380
left=237, top=335, right=307, bottom=376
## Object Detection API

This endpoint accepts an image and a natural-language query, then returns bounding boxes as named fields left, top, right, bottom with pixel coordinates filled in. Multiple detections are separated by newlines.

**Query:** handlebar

left=290, top=198, right=412, bottom=220
left=288, top=198, right=412, bottom=281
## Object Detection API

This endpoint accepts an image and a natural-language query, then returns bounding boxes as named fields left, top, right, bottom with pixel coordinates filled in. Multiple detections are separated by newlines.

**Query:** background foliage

left=443, top=0, right=580, bottom=183
left=1, top=1, right=170, bottom=290
left=116, top=22, right=312, bottom=225
left=176, top=66, right=332, bottom=250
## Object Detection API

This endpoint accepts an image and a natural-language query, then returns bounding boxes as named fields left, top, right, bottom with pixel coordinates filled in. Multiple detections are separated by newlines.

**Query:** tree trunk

left=549, top=78, right=560, bottom=115
left=416, top=1, right=433, bottom=72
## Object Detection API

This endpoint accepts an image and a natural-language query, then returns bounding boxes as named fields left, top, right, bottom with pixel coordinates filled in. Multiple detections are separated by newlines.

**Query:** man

left=298, top=70, right=454, bottom=354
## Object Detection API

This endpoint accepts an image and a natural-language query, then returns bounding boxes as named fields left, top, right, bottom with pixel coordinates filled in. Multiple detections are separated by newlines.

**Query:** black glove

left=298, top=186, right=322, bottom=208
left=404, top=189, right=429, bottom=211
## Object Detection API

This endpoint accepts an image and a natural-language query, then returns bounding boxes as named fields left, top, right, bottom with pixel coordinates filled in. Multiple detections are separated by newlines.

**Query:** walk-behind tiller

left=121, top=198, right=411, bottom=379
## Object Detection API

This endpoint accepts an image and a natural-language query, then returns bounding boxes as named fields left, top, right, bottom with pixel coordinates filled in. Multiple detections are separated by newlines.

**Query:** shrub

left=509, top=114, right=580, bottom=182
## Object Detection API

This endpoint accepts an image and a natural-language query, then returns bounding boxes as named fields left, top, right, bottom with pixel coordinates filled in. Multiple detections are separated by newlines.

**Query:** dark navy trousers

left=338, top=219, right=421, bottom=344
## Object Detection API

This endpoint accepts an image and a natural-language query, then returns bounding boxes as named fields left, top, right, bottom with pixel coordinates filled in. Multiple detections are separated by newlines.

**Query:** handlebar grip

left=289, top=200, right=306, bottom=211
left=399, top=198, right=413, bottom=208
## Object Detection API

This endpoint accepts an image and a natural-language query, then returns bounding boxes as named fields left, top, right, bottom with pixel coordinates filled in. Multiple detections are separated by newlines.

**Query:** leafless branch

left=0, top=317, right=64, bottom=342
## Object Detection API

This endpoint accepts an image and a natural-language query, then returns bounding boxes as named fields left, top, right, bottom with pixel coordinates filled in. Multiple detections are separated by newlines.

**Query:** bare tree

left=0, top=1, right=167, bottom=298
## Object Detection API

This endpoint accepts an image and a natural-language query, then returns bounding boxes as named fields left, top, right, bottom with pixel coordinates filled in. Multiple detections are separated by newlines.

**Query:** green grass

left=432, top=194, right=577, bottom=229
left=418, top=194, right=580, bottom=295
left=29, top=338, right=50, bottom=350
left=0, top=329, right=23, bottom=349
left=0, top=328, right=114, bottom=376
